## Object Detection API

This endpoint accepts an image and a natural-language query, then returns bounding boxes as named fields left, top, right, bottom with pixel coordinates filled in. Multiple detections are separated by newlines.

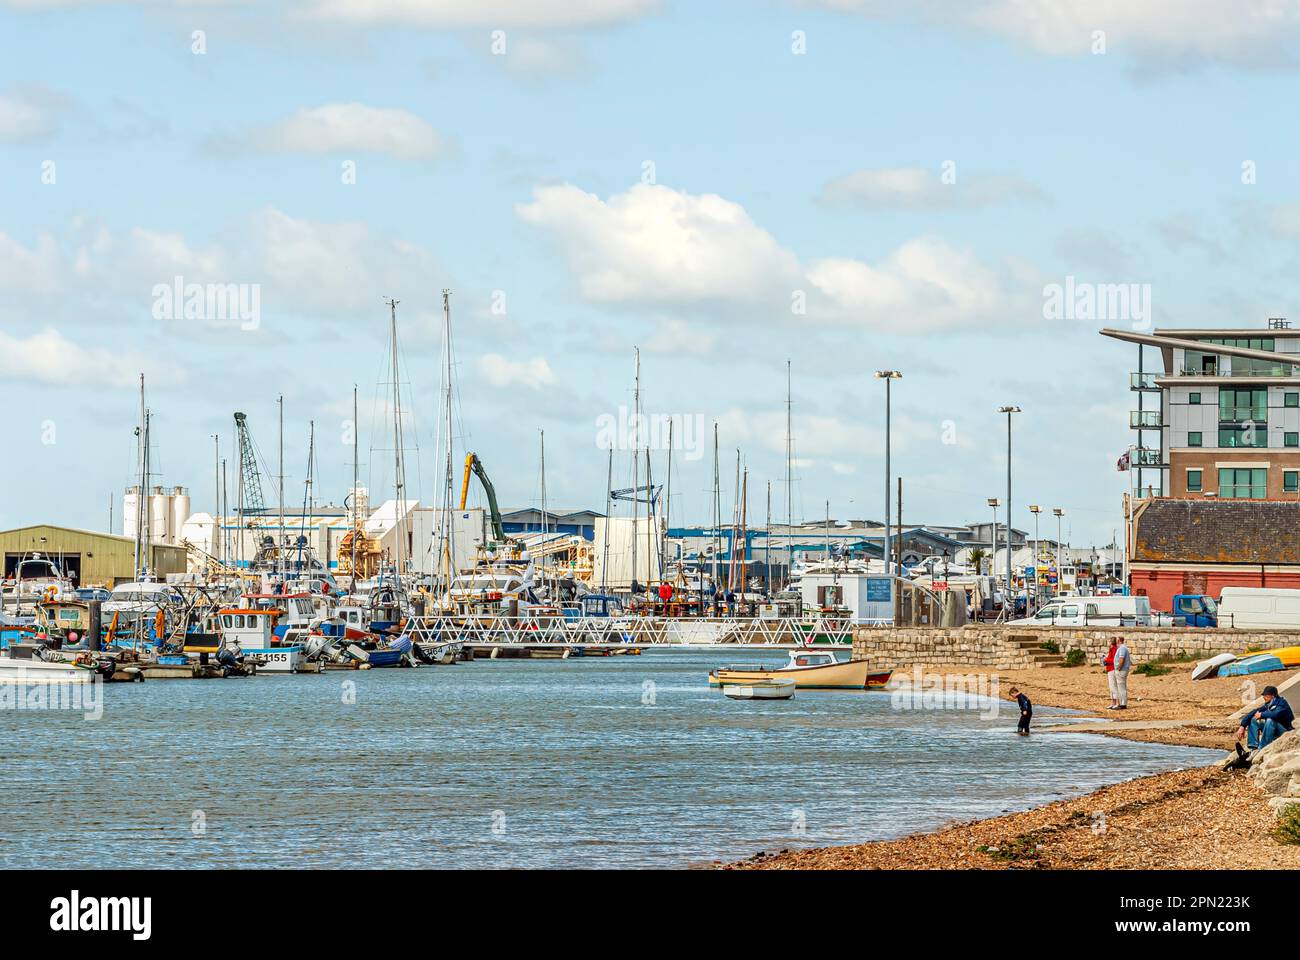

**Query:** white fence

left=403, top=615, right=863, bottom=647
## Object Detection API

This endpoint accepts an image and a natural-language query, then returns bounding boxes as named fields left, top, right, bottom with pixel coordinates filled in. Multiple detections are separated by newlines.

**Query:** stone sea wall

left=852, top=625, right=1300, bottom=669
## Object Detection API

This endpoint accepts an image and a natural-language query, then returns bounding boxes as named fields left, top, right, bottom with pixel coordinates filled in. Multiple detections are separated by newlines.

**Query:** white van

left=1217, top=587, right=1300, bottom=630
left=1011, top=595, right=1152, bottom=627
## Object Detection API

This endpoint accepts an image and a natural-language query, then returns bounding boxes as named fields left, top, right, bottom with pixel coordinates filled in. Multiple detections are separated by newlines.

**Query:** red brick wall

left=1131, top=567, right=1300, bottom=611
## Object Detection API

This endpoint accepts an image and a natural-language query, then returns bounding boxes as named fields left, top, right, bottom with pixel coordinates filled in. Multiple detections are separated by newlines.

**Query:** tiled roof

left=1133, top=498, right=1300, bottom=564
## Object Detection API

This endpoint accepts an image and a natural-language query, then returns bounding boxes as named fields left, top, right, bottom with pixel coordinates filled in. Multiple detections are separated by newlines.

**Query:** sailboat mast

left=539, top=428, right=547, bottom=596
left=278, top=394, right=284, bottom=574
left=784, top=360, right=792, bottom=588
left=351, top=383, right=359, bottom=580
left=663, top=419, right=673, bottom=587
left=630, top=347, right=639, bottom=589
left=711, top=423, right=720, bottom=595
left=385, top=297, right=405, bottom=577
left=134, top=374, right=146, bottom=577
left=440, top=290, right=454, bottom=593
left=602, top=448, right=612, bottom=593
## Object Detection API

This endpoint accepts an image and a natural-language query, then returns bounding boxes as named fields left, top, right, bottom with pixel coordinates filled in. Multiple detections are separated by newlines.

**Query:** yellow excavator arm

left=459, top=453, right=475, bottom=510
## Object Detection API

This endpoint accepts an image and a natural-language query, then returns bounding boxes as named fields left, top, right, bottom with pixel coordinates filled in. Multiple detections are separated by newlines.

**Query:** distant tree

left=968, top=548, right=988, bottom=575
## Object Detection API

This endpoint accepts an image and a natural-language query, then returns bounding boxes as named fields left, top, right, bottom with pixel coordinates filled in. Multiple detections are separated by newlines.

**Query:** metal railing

left=402, top=615, right=863, bottom=646
left=1129, top=410, right=1163, bottom=428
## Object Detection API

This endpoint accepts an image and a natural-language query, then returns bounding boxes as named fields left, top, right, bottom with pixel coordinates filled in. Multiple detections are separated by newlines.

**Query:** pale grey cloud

left=818, top=167, right=1046, bottom=210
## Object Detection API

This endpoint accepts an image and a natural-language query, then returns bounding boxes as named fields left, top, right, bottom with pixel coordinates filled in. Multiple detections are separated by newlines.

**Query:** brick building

left=1127, top=498, right=1300, bottom=610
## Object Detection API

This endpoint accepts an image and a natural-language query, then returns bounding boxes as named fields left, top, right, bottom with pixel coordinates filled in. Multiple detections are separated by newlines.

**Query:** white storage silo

left=170, top=486, right=191, bottom=544
left=122, top=485, right=142, bottom=540
left=150, top=486, right=170, bottom=544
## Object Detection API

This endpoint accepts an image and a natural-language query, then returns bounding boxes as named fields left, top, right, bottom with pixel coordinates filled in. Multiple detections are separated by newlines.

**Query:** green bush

left=1063, top=649, right=1086, bottom=667
left=1135, top=662, right=1170, bottom=677
left=1273, top=804, right=1300, bottom=845
left=1041, top=639, right=1060, bottom=654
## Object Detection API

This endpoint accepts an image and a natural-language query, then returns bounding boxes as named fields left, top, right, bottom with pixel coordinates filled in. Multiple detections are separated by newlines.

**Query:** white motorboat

left=0, top=654, right=96, bottom=684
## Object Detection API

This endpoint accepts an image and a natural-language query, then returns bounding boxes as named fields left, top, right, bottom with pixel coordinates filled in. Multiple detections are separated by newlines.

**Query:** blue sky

left=5, top=0, right=1300, bottom=548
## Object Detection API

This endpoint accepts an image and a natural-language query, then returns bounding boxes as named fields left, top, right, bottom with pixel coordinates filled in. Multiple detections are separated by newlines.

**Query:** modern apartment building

left=1111, top=320, right=1300, bottom=500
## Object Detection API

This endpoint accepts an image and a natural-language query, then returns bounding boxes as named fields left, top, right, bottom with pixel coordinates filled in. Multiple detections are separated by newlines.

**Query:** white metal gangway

left=400, top=615, right=867, bottom=648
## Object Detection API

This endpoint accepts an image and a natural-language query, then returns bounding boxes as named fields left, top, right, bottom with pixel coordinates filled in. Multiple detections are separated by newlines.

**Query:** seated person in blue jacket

left=1236, top=685, right=1294, bottom=752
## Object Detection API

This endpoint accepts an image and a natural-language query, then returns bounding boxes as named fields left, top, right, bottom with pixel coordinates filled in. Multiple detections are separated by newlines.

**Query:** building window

left=1287, top=392, right=1300, bottom=408
left=1286, top=471, right=1300, bottom=494
left=1218, top=425, right=1266, bottom=447
left=1220, top=387, right=1268, bottom=422
left=1188, top=432, right=1202, bottom=447
left=1288, top=432, right=1300, bottom=447
left=1186, top=469, right=1202, bottom=492
left=1218, top=467, right=1268, bottom=499
left=1188, top=392, right=1201, bottom=405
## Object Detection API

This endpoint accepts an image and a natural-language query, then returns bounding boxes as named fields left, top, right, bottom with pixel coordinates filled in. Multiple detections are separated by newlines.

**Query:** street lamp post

left=998, top=406, right=1021, bottom=611
left=986, top=497, right=1000, bottom=599
left=1028, top=504, right=1041, bottom=612
left=875, top=370, right=902, bottom=616
left=1053, top=507, right=1065, bottom=596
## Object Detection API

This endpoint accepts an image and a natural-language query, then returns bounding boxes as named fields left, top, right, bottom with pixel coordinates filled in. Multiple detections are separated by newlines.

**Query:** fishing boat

left=216, top=607, right=305, bottom=673
left=723, top=679, right=795, bottom=700
left=708, top=650, right=892, bottom=690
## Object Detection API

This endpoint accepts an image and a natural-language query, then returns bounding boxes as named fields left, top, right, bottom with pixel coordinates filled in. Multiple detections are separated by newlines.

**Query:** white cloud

left=518, top=182, right=1038, bottom=331
left=0, top=85, right=68, bottom=142
left=497, top=36, right=593, bottom=79
left=256, top=102, right=442, bottom=161
left=812, top=0, right=1300, bottom=71
left=301, top=0, right=659, bottom=28
left=516, top=183, right=803, bottom=305
left=0, top=328, right=184, bottom=388
left=0, top=209, right=445, bottom=330
left=818, top=167, right=1044, bottom=209
left=476, top=353, right=556, bottom=389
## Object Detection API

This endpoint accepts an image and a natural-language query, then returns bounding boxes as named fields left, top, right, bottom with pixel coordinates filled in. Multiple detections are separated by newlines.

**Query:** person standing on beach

left=1009, top=687, right=1032, bottom=736
left=1103, top=638, right=1119, bottom=710
left=1113, top=637, right=1131, bottom=709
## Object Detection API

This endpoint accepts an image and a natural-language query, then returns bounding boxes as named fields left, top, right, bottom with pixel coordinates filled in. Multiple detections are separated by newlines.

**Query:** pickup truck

left=1170, top=593, right=1217, bottom=627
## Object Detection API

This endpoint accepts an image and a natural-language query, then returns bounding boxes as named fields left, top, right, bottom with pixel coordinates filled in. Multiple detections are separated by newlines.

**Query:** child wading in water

left=1009, top=687, right=1032, bottom=736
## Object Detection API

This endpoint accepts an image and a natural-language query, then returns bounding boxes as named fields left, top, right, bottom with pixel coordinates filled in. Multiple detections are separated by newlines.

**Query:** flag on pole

left=1116, top=451, right=1131, bottom=472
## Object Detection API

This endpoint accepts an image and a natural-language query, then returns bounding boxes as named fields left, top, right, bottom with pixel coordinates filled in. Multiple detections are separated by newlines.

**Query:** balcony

left=1129, top=372, right=1159, bottom=391
left=1130, top=410, right=1163, bottom=429
left=1132, top=447, right=1164, bottom=466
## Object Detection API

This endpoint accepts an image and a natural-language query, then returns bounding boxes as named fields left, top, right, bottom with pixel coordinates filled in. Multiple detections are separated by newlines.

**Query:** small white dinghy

left=723, top=679, right=795, bottom=701
left=1191, top=652, right=1236, bottom=680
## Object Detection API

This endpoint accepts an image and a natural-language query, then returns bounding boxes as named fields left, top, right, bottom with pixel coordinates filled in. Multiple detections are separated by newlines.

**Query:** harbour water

left=1, top=651, right=1216, bottom=869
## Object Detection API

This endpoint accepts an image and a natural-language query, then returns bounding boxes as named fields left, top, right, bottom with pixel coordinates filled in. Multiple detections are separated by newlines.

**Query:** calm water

left=0, top=651, right=1215, bottom=869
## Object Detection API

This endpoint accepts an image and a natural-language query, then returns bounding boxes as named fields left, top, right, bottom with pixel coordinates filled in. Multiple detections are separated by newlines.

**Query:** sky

left=5, top=0, right=1300, bottom=549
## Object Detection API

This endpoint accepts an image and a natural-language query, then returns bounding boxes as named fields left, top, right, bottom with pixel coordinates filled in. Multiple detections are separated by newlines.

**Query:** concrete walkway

left=1037, top=718, right=1211, bottom=734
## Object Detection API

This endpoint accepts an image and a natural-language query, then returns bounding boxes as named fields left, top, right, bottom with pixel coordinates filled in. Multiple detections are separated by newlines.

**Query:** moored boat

left=708, top=650, right=892, bottom=690
left=723, top=679, right=795, bottom=700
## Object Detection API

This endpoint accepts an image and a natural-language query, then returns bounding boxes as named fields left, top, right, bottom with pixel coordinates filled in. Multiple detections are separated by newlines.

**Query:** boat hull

left=242, top=646, right=305, bottom=673
left=709, top=660, right=891, bottom=690
left=724, top=680, right=795, bottom=700
left=0, top=658, right=95, bottom=683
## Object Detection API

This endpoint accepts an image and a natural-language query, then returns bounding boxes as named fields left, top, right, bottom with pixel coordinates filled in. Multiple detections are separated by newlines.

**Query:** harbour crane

left=458, top=452, right=511, bottom=548
left=233, top=412, right=268, bottom=516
